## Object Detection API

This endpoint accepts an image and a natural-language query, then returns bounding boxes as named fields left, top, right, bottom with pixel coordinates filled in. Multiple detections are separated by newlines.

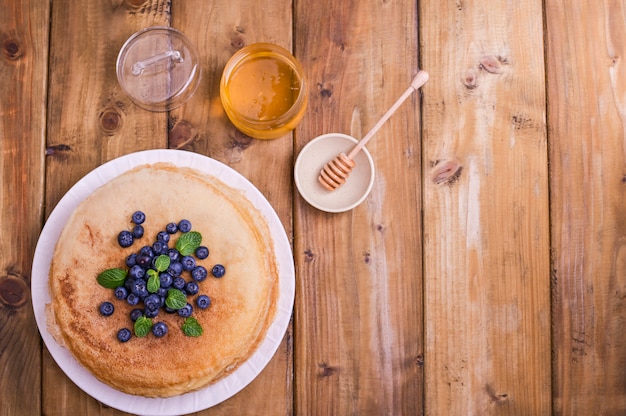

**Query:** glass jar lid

left=116, top=27, right=200, bottom=111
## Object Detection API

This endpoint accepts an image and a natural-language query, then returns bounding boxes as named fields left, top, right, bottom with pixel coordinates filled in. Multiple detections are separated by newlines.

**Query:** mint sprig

left=182, top=317, right=203, bottom=337
left=154, top=254, right=170, bottom=272
left=165, top=289, right=187, bottom=310
left=176, top=231, right=202, bottom=256
left=97, top=268, right=127, bottom=289
left=147, top=271, right=160, bottom=293
left=134, top=316, right=152, bottom=337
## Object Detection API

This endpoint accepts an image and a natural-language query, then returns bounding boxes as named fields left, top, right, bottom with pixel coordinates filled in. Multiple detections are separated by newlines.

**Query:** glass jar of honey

left=220, top=43, right=307, bottom=139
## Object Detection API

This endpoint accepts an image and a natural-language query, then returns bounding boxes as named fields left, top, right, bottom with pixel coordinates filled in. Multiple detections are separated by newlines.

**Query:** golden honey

left=220, top=43, right=307, bottom=139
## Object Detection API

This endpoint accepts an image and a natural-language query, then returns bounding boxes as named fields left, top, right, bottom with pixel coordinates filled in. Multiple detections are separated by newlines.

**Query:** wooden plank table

left=1, top=0, right=625, bottom=414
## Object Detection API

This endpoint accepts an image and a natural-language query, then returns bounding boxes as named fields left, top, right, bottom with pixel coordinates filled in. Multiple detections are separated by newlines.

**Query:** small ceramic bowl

left=294, top=133, right=375, bottom=213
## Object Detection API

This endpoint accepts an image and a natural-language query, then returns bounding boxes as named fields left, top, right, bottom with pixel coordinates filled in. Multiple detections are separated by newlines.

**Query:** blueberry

left=164, top=305, right=177, bottom=314
left=156, top=231, right=170, bottom=243
left=152, top=322, right=168, bottom=338
left=145, top=307, right=159, bottom=318
left=144, top=294, right=161, bottom=311
left=99, top=301, right=114, bottom=316
left=196, top=294, right=211, bottom=309
left=117, top=328, right=132, bottom=342
left=178, top=303, right=193, bottom=318
left=157, top=287, right=168, bottom=297
left=117, top=230, right=133, bottom=248
left=172, top=277, right=186, bottom=290
left=191, top=265, right=208, bottom=282
left=126, top=253, right=137, bottom=267
left=139, top=245, right=155, bottom=257
left=185, top=281, right=199, bottom=295
left=159, top=272, right=173, bottom=288
left=131, top=211, right=146, bottom=225
left=126, top=293, right=140, bottom=306
left=128, top=264, right=145, bottom=280
left=136, top=254, right=152, bottom=269
left=178, top=219, right=192, bottom=233
left=168, top=248, right=180, bottom=262
left=152, top=241, right=167, bottom=255
left=167, top=262, right=183, bottom=277
left=129, top=308, right=143, bottom=322
left=165, top=222, right=178, bottom=234
left=132, top=224, right=144, bottom=239
left=131, top=279, right=148, bottom=298
left=114, top=286, right=128, bottom=300
left=181, top=256, right=196, bottom=271
left=195, top=246, right=209, bottom=259
left=211, top=264, right=226, bottom=278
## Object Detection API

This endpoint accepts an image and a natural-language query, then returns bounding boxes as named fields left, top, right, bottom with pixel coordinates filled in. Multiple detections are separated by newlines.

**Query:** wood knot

left=462, top=67, right=479, bottom=89
left=46, top=144, right=72, bottom=156
left=0, top=274, right=29, bottom=308
left=99, top=109, right=123, bottom=134
left=230, top=35, right=246, bottom=49
left=363, top=251, right=371, bottom=264
left=431, top=158, right=463, bottom=185
left=318, top=83, right=333, bottom=99
left=416, top=354, right=424, bottom=367
left=485, top=384, right=509, bottom=405
left=479, top=55, right=508, bottom=74
left=304, top=249, right=315, bottom=262
left=317, top=362, right=338, bottom=378
left=3, top=38, right=22, bottom=60
left=169, top=120, right=196, bottom=149
left=230, top=129, right=253, bottom=150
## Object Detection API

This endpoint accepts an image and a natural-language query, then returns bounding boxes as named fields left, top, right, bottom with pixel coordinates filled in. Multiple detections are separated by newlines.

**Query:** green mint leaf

left=182, top=317, right=203, bottom=337
left=97, top=268, right=127, bottom=289
left=147, top=274, right=160, bottom=293
left=176, top=231, right=202, bottom=256
left=134, top=316, right=152, bottom=337
left=146, top=269, right=157, bottom=279
left=154, top=255, right=171, bottom=272
left=165, top=289, right=187, bottom=310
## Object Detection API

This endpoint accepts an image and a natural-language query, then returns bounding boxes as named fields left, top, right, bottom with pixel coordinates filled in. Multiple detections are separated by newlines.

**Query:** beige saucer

left=294, top=133, right=375, bottom=213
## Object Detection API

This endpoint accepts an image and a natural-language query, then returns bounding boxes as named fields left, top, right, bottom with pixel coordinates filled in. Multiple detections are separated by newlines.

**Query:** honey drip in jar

left=226, top=57, right=301, bottom=121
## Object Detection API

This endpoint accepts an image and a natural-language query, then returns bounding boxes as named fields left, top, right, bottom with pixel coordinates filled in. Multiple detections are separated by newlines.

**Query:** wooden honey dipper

left=318, top=70, right=429, bottom=191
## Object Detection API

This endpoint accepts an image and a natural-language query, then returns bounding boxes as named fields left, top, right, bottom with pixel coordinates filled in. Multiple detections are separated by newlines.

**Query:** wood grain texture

left=420, top=0, right=551, bottom=414
left=42, top=1, right=168, bottom=414
left=44, top=0, right=169, bottom=211
left=10, top=0, right=626, bottom=414
left=170, top=1, right=294, bottom=415
left=546, top=1, right=626, bottom=414
left=294, top=0, right=423, bottom=414
left=0, top=1, right=49, bottom=415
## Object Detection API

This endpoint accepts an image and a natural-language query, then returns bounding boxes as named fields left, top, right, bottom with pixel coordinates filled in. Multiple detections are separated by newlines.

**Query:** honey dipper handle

left=347, top=70, right=429, bottom=160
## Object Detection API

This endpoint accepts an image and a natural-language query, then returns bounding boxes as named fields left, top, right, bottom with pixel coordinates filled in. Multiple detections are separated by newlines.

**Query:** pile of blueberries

left=98, top=211, right=225, bottom=342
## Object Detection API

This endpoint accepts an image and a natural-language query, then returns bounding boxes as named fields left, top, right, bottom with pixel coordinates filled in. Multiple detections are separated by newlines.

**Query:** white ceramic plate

left=31, top=149, right=295, bottom=416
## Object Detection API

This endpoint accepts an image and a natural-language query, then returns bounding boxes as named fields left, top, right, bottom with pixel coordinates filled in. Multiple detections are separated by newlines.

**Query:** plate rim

left=31, top=149, right=295, bottom=416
